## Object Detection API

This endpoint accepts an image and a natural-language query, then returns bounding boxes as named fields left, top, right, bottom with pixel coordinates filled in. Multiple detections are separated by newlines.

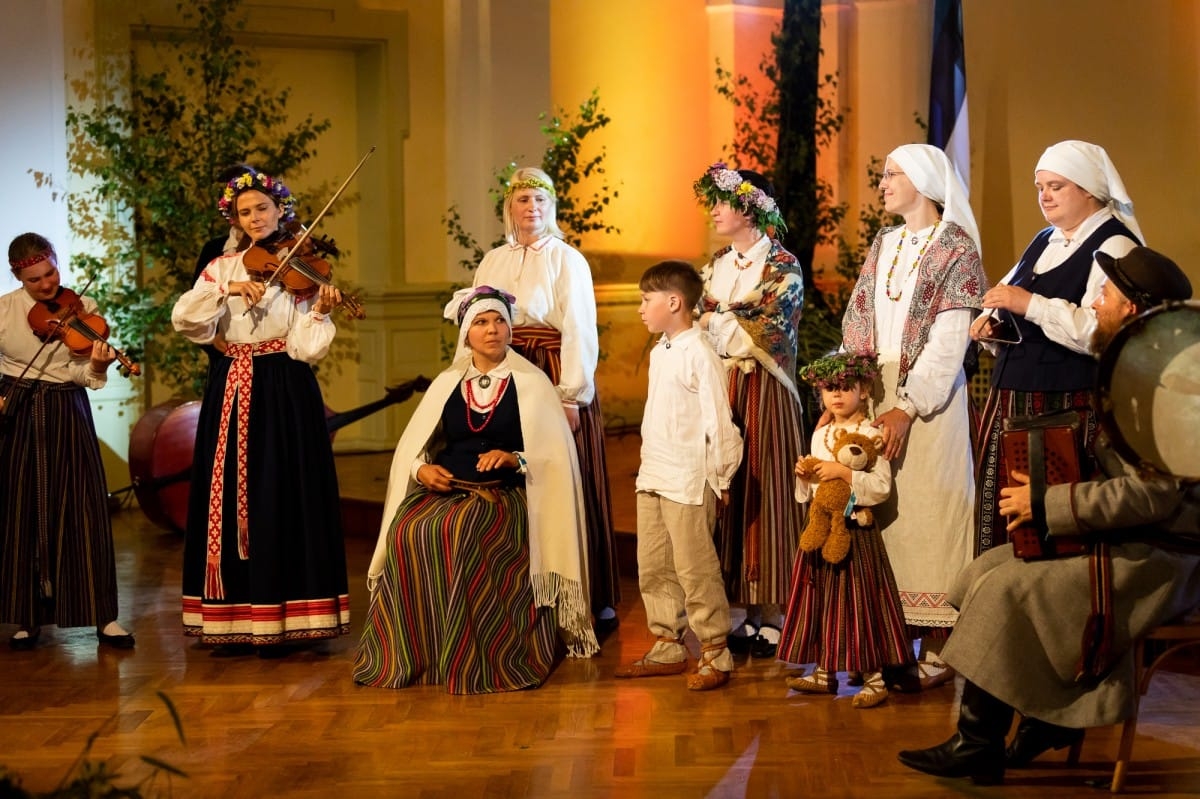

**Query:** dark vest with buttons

left=993, top=217, right=1139, bottom=392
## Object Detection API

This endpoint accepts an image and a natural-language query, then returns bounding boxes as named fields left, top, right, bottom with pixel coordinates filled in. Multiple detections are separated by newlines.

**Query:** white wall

left=0, top=0, right=134, bottom=488
left=0, top=1, right=69, bottom=273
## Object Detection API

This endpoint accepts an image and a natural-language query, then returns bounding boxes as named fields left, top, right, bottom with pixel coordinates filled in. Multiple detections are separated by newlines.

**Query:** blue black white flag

left=929, top=0, right=969, bottom=187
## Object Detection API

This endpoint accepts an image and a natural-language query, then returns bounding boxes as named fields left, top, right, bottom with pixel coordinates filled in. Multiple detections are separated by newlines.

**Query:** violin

left=239, top=146, right=376, bottom=320
left=243, top=232, right=366, bottom=320
left=27, top=287, right=142, bottom=376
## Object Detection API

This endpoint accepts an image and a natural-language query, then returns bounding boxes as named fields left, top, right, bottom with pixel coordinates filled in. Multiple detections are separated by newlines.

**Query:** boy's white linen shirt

left=637, top=324, right=743, bottom=505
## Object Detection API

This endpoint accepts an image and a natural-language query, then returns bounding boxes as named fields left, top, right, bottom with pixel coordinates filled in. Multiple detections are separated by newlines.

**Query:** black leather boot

left=1005, top=716, right=1084, bottom=768
left=897, top=680, right=1013, bottom=785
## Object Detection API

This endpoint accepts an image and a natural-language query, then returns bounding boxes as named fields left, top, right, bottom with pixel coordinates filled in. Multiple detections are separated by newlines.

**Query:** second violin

left=27, top=287, right=142, bottom=376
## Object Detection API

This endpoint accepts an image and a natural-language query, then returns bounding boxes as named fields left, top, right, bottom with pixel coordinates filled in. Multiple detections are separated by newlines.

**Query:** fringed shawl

left=699, top=239, right=806, bottom=400
left=842, top=221, right=985, bottom=385
left=369, top=350, right=599, bottom=657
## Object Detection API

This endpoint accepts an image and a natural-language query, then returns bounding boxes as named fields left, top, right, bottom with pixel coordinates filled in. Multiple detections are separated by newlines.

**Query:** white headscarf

left=442, top=285, right=517, bottom=352
left=1034, top=140, right=1144, bottom=244
left=888, top=143, right=981, bottom=253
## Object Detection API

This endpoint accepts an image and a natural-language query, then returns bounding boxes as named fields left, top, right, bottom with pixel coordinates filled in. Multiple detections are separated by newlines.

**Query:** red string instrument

left=26, top=287, right=141, bottom=376
left=127, top=377, right=431, bottom=533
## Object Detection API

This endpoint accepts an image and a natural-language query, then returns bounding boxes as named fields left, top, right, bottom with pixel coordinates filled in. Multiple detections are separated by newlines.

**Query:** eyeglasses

left=880, top=170, right=906, bottom=182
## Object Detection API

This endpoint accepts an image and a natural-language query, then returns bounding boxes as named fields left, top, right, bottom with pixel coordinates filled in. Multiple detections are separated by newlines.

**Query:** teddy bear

left=797, top=428, right=881, bottom=564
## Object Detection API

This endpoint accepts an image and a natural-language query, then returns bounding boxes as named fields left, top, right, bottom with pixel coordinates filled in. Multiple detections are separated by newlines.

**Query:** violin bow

left=259, top=146, right=377, bottom=297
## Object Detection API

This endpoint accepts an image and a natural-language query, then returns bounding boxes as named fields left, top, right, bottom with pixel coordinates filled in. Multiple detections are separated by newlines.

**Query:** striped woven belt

left=204, top=337, right=287, bottom=599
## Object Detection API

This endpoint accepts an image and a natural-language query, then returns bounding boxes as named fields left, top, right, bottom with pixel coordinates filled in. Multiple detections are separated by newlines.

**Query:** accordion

left=1001, top=411, right=1089, bottom=560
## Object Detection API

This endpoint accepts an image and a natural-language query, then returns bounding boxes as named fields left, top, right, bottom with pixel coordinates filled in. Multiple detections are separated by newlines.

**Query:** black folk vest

left=992, top=217, right=1139, bottom=393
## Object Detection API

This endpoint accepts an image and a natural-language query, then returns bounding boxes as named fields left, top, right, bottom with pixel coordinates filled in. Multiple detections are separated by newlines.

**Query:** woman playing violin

left=0, top=232, right=134, bottom=650
left=172, top=171, right=350, bottom=656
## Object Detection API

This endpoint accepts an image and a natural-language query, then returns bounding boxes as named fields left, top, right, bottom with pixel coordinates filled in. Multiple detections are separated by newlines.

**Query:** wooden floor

left=3, top=440, right=1200, bottom=797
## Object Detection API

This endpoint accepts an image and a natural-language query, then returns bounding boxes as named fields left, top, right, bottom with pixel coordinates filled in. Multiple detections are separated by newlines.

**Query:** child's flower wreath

left=799, top=352, right=881, bottom=390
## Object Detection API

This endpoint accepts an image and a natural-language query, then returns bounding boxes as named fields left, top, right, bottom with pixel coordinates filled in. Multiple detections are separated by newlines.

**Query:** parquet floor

left=2, top=439, right=1200, bottom=797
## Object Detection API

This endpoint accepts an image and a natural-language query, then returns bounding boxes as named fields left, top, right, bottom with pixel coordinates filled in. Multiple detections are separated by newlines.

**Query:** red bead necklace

left=464, top=375, right=510, bottom=433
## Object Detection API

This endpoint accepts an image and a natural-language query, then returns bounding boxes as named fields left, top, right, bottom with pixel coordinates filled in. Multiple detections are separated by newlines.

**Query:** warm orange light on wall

left=549, top=1, right=782, bottom=263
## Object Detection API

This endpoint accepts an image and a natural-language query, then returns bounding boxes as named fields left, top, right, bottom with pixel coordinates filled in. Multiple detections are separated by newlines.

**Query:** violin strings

left=65, top=318, right=104, bottom=342
left=281, top=256, right=362, bottom=314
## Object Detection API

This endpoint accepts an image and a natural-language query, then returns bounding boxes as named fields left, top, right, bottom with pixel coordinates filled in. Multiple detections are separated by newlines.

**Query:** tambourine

left=1098, top=300, right=1200, bottom=480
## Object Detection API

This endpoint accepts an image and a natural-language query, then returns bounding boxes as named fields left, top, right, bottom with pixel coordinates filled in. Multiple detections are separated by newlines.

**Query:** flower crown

left=217, top=170, right=296, bottom=222
left=504, top=176, right=556, bottom=199
left=693, top=162, right=786, bottom=235
left=799, top=352, right=881, bottom=390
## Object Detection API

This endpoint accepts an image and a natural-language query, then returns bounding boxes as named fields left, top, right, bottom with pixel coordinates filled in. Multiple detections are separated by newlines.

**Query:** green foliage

left=443, top=90, right=620, bottom=270
left=0, top=692, right=186, bottom=798
left=540, top=91, right=621, bottom=246
left=714, top=6, right=905, bottom=423
left=798, top=351, right=881, bottom=390
left=715, top=58, right=847, bottom=274
left=439, top=91, right=620, bottom=359
left=45, top=0, right=332, bottom=399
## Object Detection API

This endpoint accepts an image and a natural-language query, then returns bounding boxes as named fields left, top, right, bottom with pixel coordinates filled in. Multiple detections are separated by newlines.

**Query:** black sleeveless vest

left=992, top=217, right=1139, bottom=392
left=436, top=380, right=525, bottom=487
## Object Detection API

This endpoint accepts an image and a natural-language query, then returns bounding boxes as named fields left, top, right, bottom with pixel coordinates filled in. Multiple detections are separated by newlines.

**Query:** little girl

left=776, top=352, right=914, bottom=708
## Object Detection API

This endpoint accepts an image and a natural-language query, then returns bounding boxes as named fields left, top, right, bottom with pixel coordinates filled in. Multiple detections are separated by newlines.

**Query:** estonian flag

left=929, top=0, right=969, bottom=188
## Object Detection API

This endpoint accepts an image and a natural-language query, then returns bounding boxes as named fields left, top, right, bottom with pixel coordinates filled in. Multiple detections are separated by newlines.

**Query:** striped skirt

left=0, top=377, right=118, bottom=629
left=777, top=525, right=913, bottom=673
left=353, top=486, right=559, bottom=694
left=974, top=387, right=1098, bottom=556
left=717, top=365, right=805, bottom=605
left=509, top=327, right=620, bottom=612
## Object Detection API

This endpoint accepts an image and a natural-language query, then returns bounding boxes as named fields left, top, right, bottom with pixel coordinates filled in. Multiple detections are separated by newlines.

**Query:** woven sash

left=204, top=338, right=287, bottom=599
left=509, top=327, right=562, bottom=382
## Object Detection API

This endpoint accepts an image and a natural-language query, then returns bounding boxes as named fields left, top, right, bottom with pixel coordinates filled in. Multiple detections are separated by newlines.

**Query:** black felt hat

left=1094, top=246, right=1193, bottom=309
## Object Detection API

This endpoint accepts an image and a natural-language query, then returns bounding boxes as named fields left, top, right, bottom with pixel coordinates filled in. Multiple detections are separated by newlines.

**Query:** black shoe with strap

left=9, top=627, right=41, bottom=651
left=97, top=630, right=135, bottom=649
left=749, top=624, right=780, bottom=659
left=1005, top=717, right=1085, bottom=768
left=897, top=680, right=1013, bottom=785
left=727, top=621, right=758, bottom=655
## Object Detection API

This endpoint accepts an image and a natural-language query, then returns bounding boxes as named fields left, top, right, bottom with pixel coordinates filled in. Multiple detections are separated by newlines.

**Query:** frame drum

left=1098, top=301, right=1200, bottom=480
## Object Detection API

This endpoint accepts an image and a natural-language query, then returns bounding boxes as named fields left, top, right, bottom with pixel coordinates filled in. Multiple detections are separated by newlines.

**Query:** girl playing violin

left=0, top=232, right=134, bottom=650
left=172, top=171, right=350, bottom=656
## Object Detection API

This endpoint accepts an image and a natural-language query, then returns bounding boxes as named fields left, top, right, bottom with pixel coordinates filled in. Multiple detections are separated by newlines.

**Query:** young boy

left=615, top=260, right=744, bottom=690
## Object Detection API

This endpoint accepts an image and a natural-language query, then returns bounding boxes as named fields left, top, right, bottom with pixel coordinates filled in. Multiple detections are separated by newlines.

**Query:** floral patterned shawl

left=699, top=238, right=805, bottom=400
left=841, top=221, right=985, bottom=385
